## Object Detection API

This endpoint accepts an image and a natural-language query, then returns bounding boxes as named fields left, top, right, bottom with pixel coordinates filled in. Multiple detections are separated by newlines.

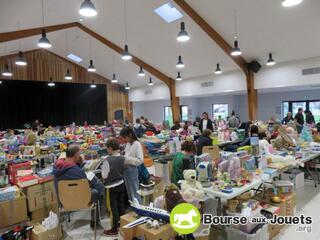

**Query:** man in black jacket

left=196, top=129, right=213, bottom=155
left=199, top=112, right=214, bottom=133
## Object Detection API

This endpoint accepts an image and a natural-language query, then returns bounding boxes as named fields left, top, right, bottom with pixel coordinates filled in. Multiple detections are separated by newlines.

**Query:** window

left=180, top=105, right=188, bottom=121
left=292, top=102, right=306, bottom=116
left=281, top=100, right=320, bottom=123
left=164, top=106, right=173, bottom=126
left=67, top=53, right=83, bottom=63
left=282, top=102, right=289, bottom=119
left=309, top=101, right=320, bottom=123
left=154, top=3, right=183, bottom=23
left=212, top=104, right=229, bottom=120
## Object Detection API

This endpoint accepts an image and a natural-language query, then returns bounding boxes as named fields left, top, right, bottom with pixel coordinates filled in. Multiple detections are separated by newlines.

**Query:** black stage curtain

left=0, top=80, right=107, bottom=130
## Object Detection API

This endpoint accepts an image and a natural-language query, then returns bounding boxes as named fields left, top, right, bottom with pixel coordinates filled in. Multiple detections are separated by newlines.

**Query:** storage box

left=24, top=180, right=57, bottom=212
left=32, top=223, right=62, bottom=240
left=268, top=224, right=282, bottom=240
left=120, top=212, right=176, bottom=240
left=31, top=203, right=59, bottom=221
left=0, top=189, right=28, bottom=227
left=281, top=170, right=304, bottom=189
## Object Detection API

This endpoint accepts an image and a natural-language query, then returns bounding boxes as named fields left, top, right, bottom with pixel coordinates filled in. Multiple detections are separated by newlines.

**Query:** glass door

left=164, top=106, right=173, bottom=126
left=309, top=101, right=320, bottom=123
left=180, top=105, right=188, bottom=121
left=292, top=102, right=306, bottom=115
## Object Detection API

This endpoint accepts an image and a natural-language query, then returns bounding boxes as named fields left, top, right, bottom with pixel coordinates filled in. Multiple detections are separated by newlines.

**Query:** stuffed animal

left=180, top=169, right=203, bottom=190
left=164, top=184, right=185, bottom=212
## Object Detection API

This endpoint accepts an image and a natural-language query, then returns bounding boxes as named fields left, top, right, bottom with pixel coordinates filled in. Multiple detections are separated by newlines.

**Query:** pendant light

left=2, top=64, right=12, bottom=77
left=125, top=82, right=130, bottom=90
left=79, top=0, right=97, bottom=17
left=15, top=51, right=27, bottom=66
left=230, top=9, right=241, bottom=57
left=148, top=77, right=154, bottom=86
left=177, top=22, right=190, bottom=42
left=88, top=59, right=96, bottom=72
left=0, top=81, right=2, bottom=84
left=48, top=77, right=55, bottom=87
left=214, top=63, right=222, bottom=74
left=122, top=0, right=132, bottom=61
left=65, top=69, right=72, bottom=80
left=138, top=66, right=145, bottom=77
left=111, top=73, right=118, bottom=83
left=282, top=0, right=303, bottom=7
left=176, top=56, right=184, bottom=68
left=266, top=53, right=276, bottom=66
left=38, top=0, right=51, bottom=49
left=90, top=80, right=97, bottom=88
left=176, top=72, right=182, bottom=81
left=121, top=45, right=132, bottom=60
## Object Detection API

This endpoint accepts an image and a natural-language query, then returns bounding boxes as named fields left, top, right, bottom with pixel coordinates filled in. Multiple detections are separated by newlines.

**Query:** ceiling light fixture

left=176, top=72, right=182, bottom=81
left=266, top=53, right=276, bottom=66
left=148, top=77, right=154, bottom=86
left=0, top=81, right=2, bottom=84
left=65, top=69, right=72, bottom=80
left=79, top=0, right=97, bottom=17
left=38, top=29, right=51, bottom=49
left=125, top=82, right=130, bottom=90
left=90, top=80, right=97, bottom=88
left=2, top=64, right=12, bottom=77
left=176, top=55, right=184, bottom=68
left=48, top=77, right=55, bottom=87
left=111, top=73, right=118, bottom=83
left=138, top=66, right=145, bottom=77
left=15, top=51, right=27, bottom=66
left=88, top=59, right=96, bottom=72
left=122, top=45, right=132, bottom=60
left=231, top=40, right=242, bottom=56
left=282, top=0, right=303, bottom=7
left=214, top=63, right=223, bottom=74
left=177, top=22, right=190, bottom=42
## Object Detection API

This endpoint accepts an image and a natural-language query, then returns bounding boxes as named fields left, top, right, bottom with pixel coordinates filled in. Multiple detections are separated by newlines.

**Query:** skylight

left=154, top=3, right=183, bottom=23
left=67, top=53, right=83, bottom=63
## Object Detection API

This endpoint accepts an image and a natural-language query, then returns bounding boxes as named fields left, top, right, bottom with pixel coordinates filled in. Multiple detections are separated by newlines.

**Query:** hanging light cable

left=87, top=35, right=96, bottom=72
left=64, top=31, right=72, bottom=80
left=79, top=0, right=97, bottom=17
left=121, top=0, right=132, bottom=60
left=38, top=0, right=51, bottom=49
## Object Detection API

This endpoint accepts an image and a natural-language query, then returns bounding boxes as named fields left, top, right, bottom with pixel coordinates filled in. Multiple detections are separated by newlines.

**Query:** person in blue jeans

left=120, top=127, right=143, bottom=203
left=53, top=145, right=105, bottom=228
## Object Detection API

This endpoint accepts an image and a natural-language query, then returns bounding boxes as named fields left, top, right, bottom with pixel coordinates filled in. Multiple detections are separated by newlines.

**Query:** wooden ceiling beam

left=173, top=0, right=248, bottom=74
left=0, top=22, right=78, bottom=43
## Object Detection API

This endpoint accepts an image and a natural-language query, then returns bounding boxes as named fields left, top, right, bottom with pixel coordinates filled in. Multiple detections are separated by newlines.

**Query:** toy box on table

left=8, top=161, right=32, bottom=185
left=0, top=186, right=28, bottom=227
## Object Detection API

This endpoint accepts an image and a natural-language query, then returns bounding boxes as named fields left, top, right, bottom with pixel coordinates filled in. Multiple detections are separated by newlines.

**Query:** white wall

left=129, top=83, right=170, bottom=102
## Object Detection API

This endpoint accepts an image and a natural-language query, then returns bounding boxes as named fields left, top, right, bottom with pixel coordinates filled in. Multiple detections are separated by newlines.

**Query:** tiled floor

left=64, top=180, right=320, bottom=240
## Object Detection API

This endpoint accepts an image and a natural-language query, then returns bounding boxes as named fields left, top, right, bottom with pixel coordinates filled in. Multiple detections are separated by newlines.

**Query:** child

left=102, top=138, right=125, bottom=236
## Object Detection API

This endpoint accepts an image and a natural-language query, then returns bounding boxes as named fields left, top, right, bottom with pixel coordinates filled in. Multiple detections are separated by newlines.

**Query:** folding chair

left=58, top=179, right=98, bottom=240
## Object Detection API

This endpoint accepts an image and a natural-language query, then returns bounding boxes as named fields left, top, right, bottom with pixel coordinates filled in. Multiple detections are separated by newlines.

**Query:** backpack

left=137, top=163, right=150, bottom=185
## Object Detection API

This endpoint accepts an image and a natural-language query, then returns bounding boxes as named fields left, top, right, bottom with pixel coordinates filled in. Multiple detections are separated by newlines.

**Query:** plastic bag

left=42, top=211, right=59, bottom=230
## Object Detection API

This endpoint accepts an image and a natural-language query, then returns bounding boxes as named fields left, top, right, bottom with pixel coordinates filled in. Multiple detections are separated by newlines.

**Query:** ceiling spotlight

left=90, top=80, right=96, bottom=88
left=231, top=40, right=242, bottom=56
left=177, top=22, right=190, bottom=42
left=15, top=51, right=27, bottom=66
left=282, top=0, right=303, bottom=7
left=38, top=29, right=52, bottom=49
left=65, top=69, right=72, bottom=80
left=266, top=53, right=276, bottom=66
left=88, top=59, right=96, bottom=72
left=176, top=72, right=182, bottom=81
left=0, top=81, right=2, bottom=84
left=176, top=56, right=184, bottom=68
left=138, top=66, right=145, bottom=77
left=125, top=82, right=130, bottom=90
left=214, top=63, right=222, bottom=74
left=48, top=77, right=55, bottom=87
left=111, top=73, right=118, bottom=83
left=79, top=0, right=97, bottom=17
left=2, top=64, right=12, bottom=77
left=121, top=45, right=132, bottom=60
left=148, top=77, right=154, bottom=86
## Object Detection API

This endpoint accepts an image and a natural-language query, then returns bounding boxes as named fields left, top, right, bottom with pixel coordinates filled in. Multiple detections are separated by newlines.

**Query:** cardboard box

left=120, top=213, right=176, bottom=240
left=282, top=170, right=304, bottom=189
left=32, top=223, right=62, bottom=240
left=0, top=190, right=28, bottom=227
left=31, top=203, right=59, bottom=221
left=268, top=224, right=282, bottom=240
left=25, top=180, right=57, bottom=212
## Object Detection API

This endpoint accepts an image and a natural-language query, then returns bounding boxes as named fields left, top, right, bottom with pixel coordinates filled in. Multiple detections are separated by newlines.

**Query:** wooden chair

left=58, top=179, right=98, bottom=240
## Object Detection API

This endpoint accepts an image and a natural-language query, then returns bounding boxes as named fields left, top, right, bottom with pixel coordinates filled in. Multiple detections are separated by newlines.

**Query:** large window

left=282, top=100, right=320, bottom=123
left=212, top=104, right=229, bottom=120
left=164, top=106, right=173, bottom=126
left=180, top=105, right=189, bottom=121
left=164, top=105, right=189, bottom=125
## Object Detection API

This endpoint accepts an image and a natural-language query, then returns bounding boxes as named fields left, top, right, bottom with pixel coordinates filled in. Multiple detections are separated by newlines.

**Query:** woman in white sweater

left=120, top=127, right=143, bottom=203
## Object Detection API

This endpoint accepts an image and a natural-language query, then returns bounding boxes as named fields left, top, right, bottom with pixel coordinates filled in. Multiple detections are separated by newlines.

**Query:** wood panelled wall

left=0, top=49, right=129, bottom=123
